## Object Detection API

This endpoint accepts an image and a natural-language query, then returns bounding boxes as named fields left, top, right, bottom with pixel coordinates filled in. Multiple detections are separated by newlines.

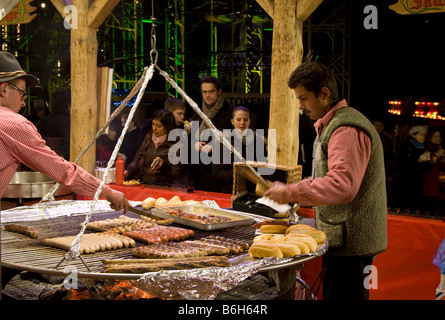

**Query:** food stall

left=1, top=194, right=328, bottom=300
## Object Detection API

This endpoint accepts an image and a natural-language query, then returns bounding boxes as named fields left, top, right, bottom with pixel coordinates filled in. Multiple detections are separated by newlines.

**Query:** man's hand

left=194, top=141, right=206, bottom=152
left=106, top=189, right=130, bottom=213
left=263, top=181, right=290, bottom=204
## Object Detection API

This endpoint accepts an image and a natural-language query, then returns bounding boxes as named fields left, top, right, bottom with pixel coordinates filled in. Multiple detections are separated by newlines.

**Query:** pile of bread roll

left=142, top=195, right=201, bottom=209
left=248, top=224, right=326, bottom=259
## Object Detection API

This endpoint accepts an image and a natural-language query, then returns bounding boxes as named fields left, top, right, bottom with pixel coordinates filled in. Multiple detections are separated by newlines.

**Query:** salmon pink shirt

left=286, top=100, right=372, bottom=207
left=0, top=106, right=112, bottom=198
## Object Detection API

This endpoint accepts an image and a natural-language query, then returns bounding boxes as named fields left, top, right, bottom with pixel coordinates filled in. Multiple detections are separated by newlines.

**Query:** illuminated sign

left=389, top=0, right=445, bottom=15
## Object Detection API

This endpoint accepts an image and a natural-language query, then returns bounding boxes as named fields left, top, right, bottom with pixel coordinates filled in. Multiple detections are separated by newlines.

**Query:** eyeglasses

left=8, top=83, right=28, bottom=101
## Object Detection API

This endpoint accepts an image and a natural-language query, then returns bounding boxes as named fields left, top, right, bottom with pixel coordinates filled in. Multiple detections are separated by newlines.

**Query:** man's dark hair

left=287, top=61, right=339, bottom=104
left=200, top=75, right=221, bottom=91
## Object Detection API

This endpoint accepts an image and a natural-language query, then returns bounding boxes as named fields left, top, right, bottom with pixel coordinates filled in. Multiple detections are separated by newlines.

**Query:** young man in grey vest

left=265, top=60, right=387, bottom=300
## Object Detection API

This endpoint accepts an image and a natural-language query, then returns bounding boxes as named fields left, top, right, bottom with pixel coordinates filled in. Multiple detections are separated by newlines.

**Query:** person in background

left=373, top=119, right=394, bottom=203
left=211, top=106, right=267, bottom=194
left=190, top=75, right=233, bottom=191
left=119, top=111, right=145, bottom=167
left=264, top=60, right=387, bottom=300
left=391, top=125, right=431, bottom=213
left=0, top=50, right=129, bottom=211
left=164, top=97, right=191, bottom=134
left=96, top=119, right=121, bottom=163
left=392, top=117, right=410, bottom=156
left=423, top=129, right=445, bottom=215
left=164, top=97, right=191, bottom=187
left=28, top=103, right=47, bottom=124
left=36, top=88, right=71, bottom=160
left=299, top=112, right=316, bottom=178
left=125, top=109, right=182, bottom=187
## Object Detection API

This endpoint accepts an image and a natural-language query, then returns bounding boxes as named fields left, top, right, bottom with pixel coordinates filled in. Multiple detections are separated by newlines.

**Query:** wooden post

left=69, top=0, right=97, bottom=172
left=51, top=0, right=120, bottom=173
left=256, top=0, right=322, bottom=166
left=268, top=0, right=302, bottom=166
left=96, top=67, right=111, bottom=134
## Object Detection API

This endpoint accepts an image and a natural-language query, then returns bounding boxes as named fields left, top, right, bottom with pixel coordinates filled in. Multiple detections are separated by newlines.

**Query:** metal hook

left=150, top=49, right=158, bottom=66
left=150, top=16, right=158, bottom=65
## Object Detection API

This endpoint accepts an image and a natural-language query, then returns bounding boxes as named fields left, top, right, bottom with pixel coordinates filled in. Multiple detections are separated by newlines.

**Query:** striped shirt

left=286, top=100, right=371, bottom=207
left=0, top=106, right=112, bottom=199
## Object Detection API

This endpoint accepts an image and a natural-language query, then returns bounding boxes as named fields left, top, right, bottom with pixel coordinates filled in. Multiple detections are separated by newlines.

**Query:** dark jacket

left=191, top=100, right=233, bottom=139
left=189, top=100, right=233, bottom=191
left=391, top=138, right=430, bottom=210
left=212, top=130, right=267, bottom=194
left=126, top=131, right=181, bottom=187
left=119, top=126, right=145, bottom=167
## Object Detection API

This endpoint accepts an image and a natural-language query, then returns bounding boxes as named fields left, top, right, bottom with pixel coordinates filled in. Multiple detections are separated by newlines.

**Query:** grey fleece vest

left=314, top=106, right=387, bottom=257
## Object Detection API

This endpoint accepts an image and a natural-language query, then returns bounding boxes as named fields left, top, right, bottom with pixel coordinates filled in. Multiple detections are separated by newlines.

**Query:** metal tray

left=3, top=171, right=71, bottom=199
left=150, top=204, right=255, bottom=231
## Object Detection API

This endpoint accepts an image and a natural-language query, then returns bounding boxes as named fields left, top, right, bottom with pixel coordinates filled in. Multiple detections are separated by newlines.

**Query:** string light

left=112, top=89, right=137, bottom=107
left=387, top=100, right=444, bottom=120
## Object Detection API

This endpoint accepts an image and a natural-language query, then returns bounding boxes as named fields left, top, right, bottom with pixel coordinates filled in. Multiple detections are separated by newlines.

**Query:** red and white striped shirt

left=286, top=100, right=371, bottom=207
left=0, top=106, right=112, bottom=199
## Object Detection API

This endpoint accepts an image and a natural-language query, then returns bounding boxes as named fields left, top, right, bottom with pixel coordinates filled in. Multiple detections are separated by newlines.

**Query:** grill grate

left=1, top=210, right=256, bottom=278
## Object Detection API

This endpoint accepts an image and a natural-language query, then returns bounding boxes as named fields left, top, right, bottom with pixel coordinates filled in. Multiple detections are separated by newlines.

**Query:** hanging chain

left=149, top=0, right=158, bottom=65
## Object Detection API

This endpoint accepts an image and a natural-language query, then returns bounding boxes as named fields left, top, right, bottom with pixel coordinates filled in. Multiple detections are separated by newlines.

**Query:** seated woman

left=211, top=106, right=267, bottom=193
left=125, top=109, right=181, bottom=187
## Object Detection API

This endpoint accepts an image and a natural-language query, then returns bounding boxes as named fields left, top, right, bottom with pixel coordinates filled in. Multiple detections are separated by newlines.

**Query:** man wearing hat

left=0, top=51, right=129, bottom=212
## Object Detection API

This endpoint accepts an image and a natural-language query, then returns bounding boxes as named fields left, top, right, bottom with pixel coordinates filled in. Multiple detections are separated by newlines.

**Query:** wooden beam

left=256, top=0, right=274, bottom=18
left=50, top=0, right=69, bottom=19
left=267, top=0, right=303, bottom=166
left=296, top=0, right=324, bottom=21
left=50, top=0, right=119, bottom=172
left=256, top=0, right=323, bottom=166
left=88, top=0, right=120, bottom=29
left=96, top=67, right=111, bottom=133
left=69, top=0, right=98, bottom=172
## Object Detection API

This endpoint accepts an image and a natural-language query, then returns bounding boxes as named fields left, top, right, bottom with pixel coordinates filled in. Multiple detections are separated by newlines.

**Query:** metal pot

left=3, top=171, right=71, bottom=199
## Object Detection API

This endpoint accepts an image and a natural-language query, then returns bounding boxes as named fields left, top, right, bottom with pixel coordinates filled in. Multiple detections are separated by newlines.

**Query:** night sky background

left=349, top=0, right=445, bottom=123
left=12, top=0, right=445, bottom=129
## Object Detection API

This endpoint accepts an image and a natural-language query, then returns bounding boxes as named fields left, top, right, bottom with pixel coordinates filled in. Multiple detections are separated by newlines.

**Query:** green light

left=264, top=28, right=273, bottom=31
left=142, top=19, right=160, bottom=24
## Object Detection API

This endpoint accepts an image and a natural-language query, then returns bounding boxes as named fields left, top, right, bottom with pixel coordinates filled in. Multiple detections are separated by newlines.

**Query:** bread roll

left=276, top=242, right=301, bottom=257
left=284, top=240, right=310, bottom=254
left=285, top=233, right=318, bottom=250
left=252, top=239, right=277, bottom=245
left=285, top=224, right=315, bottom=234
left=183, top=200, right=201, bottom=205
left=166, top=195, right=182, bottom=206
left=248, top=242, right=283, bottom=258
left=293, top=229, right=326, bottom=243
left=142, top=197, right=156, bottom=209
left=287, top=236, right=317, bottom=252
left=259, top=224, right=288, bottom=234
left=271, top=234, right=286, bottom=242
left=253, top=234, right=272, bottom=243
left=154, top=197, right=168, bottom=207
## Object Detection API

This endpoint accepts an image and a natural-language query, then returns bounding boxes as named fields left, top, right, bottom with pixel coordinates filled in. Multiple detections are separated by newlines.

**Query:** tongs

left=236, top=165, right=299, bottom=224
left=110, top=203, right=162, bottom=220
